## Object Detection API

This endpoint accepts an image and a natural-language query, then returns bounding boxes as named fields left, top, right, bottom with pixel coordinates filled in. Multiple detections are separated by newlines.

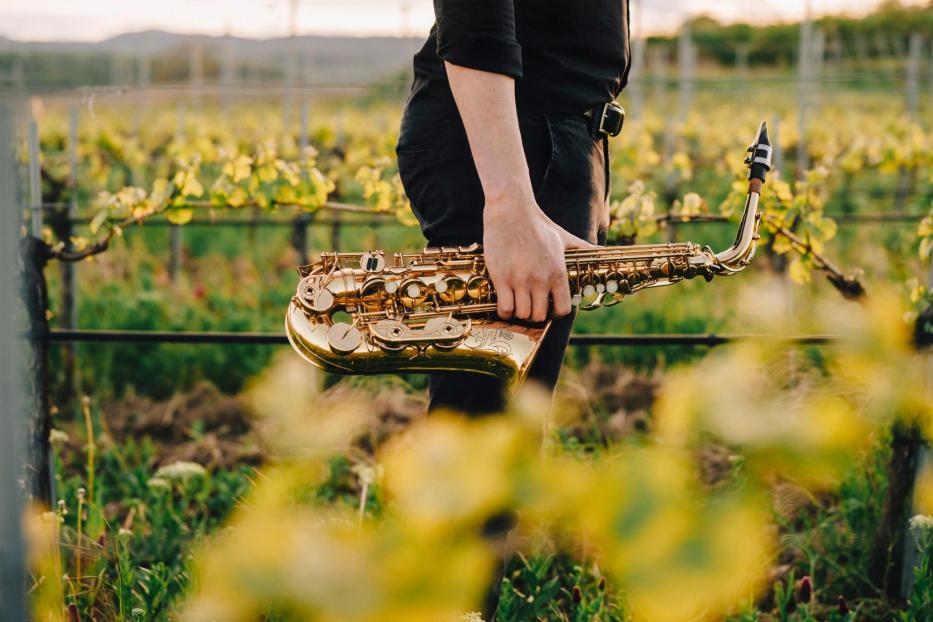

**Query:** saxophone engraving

left=286, top=122, right=773, bottom=382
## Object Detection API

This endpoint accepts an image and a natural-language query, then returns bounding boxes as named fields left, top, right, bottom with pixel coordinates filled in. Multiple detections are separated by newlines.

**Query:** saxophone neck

left=712, top=121, right=772, bottom=272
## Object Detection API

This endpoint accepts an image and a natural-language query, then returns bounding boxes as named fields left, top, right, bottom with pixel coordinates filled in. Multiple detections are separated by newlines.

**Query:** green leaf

left=772, top=235, right=794, bottom=255
left=228, top=187, right=248, bottom=208
left=788, top=257, right=812, bottom=285
left=149, top=178, right=172, bottom=209
left=920, top=237, right=933, bottom=261
left=919, top=216, right=933, bottom=238
left=165, top=208, right=194, bottom=225
left=813, top=215, right=837, bottom=241
left=89, top=209, right=109, bottom=235
left=181, top=174, right=204, bottom=198
left=258, top=164, right=278, bottom=183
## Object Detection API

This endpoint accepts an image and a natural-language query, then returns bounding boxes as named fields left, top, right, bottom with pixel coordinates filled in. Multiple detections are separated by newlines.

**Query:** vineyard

left=3, top=6, right=933, bottom=621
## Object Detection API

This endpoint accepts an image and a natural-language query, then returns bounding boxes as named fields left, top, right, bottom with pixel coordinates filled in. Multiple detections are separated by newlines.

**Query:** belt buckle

left=597, top=102, right=625, bottom=137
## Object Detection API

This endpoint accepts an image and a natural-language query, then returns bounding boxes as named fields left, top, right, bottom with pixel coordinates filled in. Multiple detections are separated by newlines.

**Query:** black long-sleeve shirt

left=408, top=0, right=631, bottom=116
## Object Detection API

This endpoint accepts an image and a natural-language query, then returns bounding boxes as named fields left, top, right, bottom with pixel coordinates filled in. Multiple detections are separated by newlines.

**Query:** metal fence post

left=171, top=105, right=185, bottom=281
left=169, top=225, right=183, bottom=282
left=771, top=115, right=784, bottom=178
left=28, top=119, right=41, bottom=238
left=677, top=23, right=695, bottom=123
left=797, top=1, right=813, bottom=177
left=299, top=101, right=310, bottom=152
left=906, top=32, right=922, bottom=120
left=0, top=99, right=27, bottom=622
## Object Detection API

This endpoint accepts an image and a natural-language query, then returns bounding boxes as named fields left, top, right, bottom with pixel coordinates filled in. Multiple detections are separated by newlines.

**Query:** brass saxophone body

left=286, top=122, right=773, bottom=382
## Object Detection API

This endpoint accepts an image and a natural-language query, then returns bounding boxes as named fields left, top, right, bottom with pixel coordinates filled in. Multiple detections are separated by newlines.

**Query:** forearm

left=444, top=61, right=536, bottom=213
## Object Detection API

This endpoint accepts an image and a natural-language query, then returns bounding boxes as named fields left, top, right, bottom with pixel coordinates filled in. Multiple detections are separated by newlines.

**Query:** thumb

left=557, top=228, right=597, bottom=250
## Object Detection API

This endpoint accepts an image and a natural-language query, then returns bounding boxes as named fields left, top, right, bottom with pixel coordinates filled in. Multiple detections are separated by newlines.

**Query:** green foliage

left=646, top=2, right=933, bottom=67
left=498, top=553, right=627, bottom=622
left=52, top=404, right=254, bottom=620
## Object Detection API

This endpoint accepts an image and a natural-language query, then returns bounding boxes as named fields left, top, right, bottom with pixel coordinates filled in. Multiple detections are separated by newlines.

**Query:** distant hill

left=0, top=30, right=427, bottom=91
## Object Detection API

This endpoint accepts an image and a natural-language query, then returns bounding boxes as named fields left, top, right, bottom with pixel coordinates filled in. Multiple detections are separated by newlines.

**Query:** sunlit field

left=11, top=5, right=933, bottom=621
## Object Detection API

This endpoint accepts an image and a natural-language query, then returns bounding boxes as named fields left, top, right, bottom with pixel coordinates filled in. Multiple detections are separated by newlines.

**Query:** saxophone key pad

left=327, top=322, right=363, bottom=355
left=310, top=288, right=335, bottom=313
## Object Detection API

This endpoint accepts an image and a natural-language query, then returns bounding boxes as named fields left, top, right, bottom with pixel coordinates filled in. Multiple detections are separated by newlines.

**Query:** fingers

left=496, top=285, right=514, bottom=320
left=513, top=289, right=532, bottom=322
left=531, top=286, right=550, bottom=323
left=550, top=279, right=572, bottom=318
left=559, top=229, right=597, bottom=250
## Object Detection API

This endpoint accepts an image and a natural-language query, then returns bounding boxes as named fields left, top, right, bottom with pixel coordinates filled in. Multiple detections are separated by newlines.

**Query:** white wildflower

left=909, top=514, right=933, bottom=532
left=155, top=461, right=207, bottom=481
left=459, top=614, right=485, bottom=622
left=352, top=462, right=384, bottom=487
left=49, top=429, right=69, bottom=445
left=147, top=477, right=171, bottom=491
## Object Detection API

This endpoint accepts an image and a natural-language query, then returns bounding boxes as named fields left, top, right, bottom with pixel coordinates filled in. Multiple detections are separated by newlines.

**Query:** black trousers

left=397, top=103, right=611, bottom=416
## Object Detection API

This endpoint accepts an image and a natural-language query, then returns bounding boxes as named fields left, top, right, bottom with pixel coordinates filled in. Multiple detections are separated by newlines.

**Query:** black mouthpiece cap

left=745, top=121, right=772, bottom=182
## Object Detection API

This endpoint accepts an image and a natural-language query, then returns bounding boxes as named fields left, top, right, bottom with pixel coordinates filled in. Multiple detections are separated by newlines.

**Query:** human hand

left=483, top=198, right=593, bottom=322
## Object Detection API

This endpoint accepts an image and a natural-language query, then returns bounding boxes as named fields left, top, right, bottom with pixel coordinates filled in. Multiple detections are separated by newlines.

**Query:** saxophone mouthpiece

left=745, top=120, right=772, bottom=184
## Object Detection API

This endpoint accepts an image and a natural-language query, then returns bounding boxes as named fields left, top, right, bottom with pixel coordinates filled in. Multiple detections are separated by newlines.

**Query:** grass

left=38, top=373, right=933, bottom=622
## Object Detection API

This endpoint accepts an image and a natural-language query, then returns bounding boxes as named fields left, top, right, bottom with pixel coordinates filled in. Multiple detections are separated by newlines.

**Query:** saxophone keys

left=327, top=322, right=363, bottom=355
left=466, top=276, right=491, bottom=301
left=359, top=278, right=390, bottom=312
left=399, top=279, right=428, bottom=309
left=424, top=316, right=470, bottom=350
left=307, top=288, right=335, bottom=313
left=359, top=252, right=386, bottom=273
left=437, top=276, right=467, bottom=304
left=579, top=283, right=602, bottom=309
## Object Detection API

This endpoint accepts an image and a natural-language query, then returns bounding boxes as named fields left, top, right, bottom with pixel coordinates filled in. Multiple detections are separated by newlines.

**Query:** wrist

left=483, top=184, right=537, bottom=219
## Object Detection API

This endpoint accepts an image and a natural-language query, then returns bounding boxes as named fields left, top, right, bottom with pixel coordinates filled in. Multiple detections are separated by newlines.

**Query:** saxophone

left=286, top=122, right=773, bottom=382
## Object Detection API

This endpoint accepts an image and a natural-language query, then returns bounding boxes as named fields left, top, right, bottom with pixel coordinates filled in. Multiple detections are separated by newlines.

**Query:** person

left=397, top=1, right=631, bottom=414
left=396, top=1, right=631, bottom=618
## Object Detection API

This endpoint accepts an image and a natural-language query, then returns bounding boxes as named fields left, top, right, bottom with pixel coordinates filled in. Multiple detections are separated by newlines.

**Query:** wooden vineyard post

left=58, top=106, right=79, bottom=402
left=677, top=23, right=695, bottom=123
left=171, top=104, right=185, bottom=280
left=796, top=1, right=813, bottom=176
left=22, top=117, right=54, bottom=504
left=331, top=213, right=342, bottom=253
left=221, top=33, right=235, bottom=116
left=299, top=101, right=310, bottom=152
left=770, top=115, right=784, bottom=178
left=291, top=212, right=310, bottom=266
left=626, top=0, right=645, bottom=120
left=895, top=33, right=923, bottom=213
left=905, top=32, right=922, bottom=120
left=735, top=43, right=750, bottom=87
left=0, top=98, right=27, bottom=622
left=169, top=225, right=183, bottom=282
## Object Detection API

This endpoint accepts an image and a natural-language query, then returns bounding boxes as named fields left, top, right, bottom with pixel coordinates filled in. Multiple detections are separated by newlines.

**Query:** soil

left=61, top=364, right=668, bottom=472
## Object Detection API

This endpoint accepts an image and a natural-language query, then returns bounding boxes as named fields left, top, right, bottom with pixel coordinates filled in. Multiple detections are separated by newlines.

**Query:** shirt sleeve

left=434, top=0, right=523, bottom=79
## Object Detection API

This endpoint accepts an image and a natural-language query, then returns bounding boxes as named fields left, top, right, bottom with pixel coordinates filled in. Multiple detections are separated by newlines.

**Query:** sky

left=0, top=0, right=919, bottom=42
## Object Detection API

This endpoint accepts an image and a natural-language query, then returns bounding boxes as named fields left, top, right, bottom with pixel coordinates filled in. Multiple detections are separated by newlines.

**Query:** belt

left=582, top=101, right=626, bottom=138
